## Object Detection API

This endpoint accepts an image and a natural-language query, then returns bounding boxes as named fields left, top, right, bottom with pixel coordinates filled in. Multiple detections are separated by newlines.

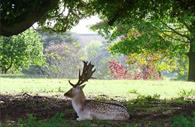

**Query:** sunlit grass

left=0, top=77, right=195, bottom=127
left=0, top=78, right=195, bottom=99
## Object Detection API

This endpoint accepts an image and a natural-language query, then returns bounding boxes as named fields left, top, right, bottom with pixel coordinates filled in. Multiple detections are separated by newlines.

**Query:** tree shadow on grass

left=0, top=94, right=195, bottom=126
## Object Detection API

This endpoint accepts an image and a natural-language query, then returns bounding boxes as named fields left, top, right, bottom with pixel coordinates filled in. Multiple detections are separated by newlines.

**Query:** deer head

left=64, top=61, right=96, bottom=99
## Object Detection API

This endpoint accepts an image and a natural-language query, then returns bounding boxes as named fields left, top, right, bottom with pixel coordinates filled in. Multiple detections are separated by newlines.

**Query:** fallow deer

left=64, top=61, right=129, bottom=121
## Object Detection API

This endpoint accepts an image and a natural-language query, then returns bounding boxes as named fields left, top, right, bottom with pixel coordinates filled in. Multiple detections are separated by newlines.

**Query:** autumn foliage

left=108, top=60, right=161, bottom=80
left=108, top=60, right=128, bottom=79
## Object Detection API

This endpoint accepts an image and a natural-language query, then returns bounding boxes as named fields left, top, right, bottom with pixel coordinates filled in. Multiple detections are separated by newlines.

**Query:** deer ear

left=80, top=84, right=86, bottom=89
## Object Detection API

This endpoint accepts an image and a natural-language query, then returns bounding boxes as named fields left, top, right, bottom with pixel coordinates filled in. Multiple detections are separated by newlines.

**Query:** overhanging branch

left=0, top=0, right=59, bottom=37
left=181, top=21, right=191, bottom=32
left=161, top=21, right=190, bottom=41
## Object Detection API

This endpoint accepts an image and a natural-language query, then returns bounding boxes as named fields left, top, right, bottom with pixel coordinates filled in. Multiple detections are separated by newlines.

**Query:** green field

left=1, top=78, right=195, bottom=127
left=0, top=78, right=195, bottom=99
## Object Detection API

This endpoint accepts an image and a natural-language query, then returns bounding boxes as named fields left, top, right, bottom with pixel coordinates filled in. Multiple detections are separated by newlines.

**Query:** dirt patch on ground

left=0, top=94, right=76, bottom=121
left=0, top=94, right=195, bottom=122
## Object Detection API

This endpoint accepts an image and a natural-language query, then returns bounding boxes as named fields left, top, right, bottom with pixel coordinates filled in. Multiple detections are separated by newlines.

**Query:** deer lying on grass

left=64, top=61, right=129, bottom=121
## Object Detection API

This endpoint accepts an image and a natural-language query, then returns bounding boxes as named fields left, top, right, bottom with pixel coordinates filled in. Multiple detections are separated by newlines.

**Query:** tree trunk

left=188, top=20, right=195, bottom=81
left=188, top=52, right=195, bottom=81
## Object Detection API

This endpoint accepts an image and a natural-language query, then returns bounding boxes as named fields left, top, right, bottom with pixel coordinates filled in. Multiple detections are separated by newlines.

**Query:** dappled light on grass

left=0, top=78, right=195, bottom=126
left=0, top=94, right=195, bottom=127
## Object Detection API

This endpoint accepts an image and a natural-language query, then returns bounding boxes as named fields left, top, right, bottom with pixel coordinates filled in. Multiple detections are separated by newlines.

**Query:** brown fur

left=64, top=86, right=129, bottom=120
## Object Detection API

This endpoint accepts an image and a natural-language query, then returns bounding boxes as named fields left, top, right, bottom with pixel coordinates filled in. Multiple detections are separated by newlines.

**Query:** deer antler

left=69, top=61, right=96, bottom=87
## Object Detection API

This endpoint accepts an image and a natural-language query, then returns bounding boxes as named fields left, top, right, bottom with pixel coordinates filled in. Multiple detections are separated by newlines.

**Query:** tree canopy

left=1, top=0, right=195, bottom=36
left=0, top=29, right=44, bottom=73
left=91, top=0, right=195, bottom=81
left=0, top=0, right=94, bottom=36
left=0, top=0, right=195, bottom=80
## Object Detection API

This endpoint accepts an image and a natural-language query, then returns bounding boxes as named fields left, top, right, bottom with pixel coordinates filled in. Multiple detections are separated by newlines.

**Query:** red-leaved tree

left=108, top=60, right=129, bottom=79
left=108, top=60, right=161, bottom=80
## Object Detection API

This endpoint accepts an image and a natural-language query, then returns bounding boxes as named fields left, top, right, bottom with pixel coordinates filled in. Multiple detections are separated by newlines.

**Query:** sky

left=70, top=16, right=101, bottom=34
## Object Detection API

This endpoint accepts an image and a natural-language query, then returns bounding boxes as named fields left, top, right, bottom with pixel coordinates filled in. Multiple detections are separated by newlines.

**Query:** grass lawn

left=0, top=77, right=195, bottom=127
left=0, top=78, right=195, bottom=99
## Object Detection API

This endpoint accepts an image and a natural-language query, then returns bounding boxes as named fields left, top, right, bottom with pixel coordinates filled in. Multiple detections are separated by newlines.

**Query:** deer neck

left=72, top=91, right=86, bottom=113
